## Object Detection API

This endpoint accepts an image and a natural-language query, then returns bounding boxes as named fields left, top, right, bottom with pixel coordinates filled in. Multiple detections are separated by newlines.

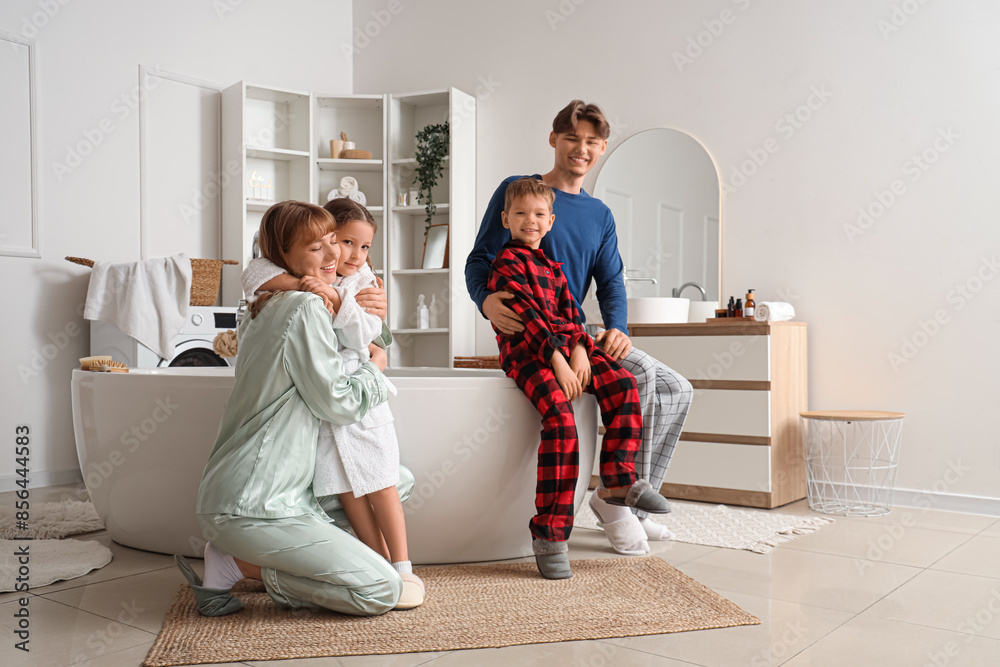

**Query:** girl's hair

left=250, top=200, right=334, bottom=318
left=323, top=198, right=378, bottom=269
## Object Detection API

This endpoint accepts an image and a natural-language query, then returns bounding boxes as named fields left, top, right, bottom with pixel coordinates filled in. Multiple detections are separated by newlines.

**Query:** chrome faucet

left=672, top=282, right=707, bottom=300
left=622, top=265, right=657, bottom=286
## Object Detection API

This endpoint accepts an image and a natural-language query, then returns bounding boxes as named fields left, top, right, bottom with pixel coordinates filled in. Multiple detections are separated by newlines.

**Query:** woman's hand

left=356, top=276, right=387, bottom=321
left=299, top=276, right=341, bottom=316
left=569, top=343, right=592, bottom=390
left=369, top=344, right=388, bottom=372
left=551, top=351, right=582, bottom=401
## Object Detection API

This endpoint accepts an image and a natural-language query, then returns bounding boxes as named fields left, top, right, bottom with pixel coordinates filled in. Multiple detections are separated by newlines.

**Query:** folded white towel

left=83, top=254, right=192, bottom=360
left=753, top=301, right=795, bottom=322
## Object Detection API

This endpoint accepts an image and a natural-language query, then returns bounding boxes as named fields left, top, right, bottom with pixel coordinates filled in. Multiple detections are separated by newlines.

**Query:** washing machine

left=90, top=306, right=239, bottom=368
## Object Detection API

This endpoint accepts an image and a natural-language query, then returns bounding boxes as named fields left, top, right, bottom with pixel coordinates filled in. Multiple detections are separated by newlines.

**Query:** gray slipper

left=174, top=555, right=244, bottom=616
left=603, top=479, right=672, bottom=514
left=532, top=539, right=572, bottom=579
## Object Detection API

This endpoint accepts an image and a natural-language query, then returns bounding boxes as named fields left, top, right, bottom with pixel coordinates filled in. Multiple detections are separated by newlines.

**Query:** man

left=465, top=100, right=693, bottom=552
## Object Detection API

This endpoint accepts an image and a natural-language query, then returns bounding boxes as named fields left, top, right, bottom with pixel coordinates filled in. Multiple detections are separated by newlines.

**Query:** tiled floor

left=4, top=485, right=1000, bottom=666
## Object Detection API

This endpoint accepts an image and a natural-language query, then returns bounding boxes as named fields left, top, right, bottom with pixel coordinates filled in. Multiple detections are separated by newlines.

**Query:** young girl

left=241, top=198, right=423, bottom=609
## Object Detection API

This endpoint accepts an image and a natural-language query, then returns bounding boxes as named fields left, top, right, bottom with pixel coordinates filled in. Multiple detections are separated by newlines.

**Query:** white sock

left=639, top=516, right=675, bottom=541
left=392, top=560, right=413, bottom=574
left=202, top=542, right=243, bottom=590
left=591, top=488, right=632, bottom=524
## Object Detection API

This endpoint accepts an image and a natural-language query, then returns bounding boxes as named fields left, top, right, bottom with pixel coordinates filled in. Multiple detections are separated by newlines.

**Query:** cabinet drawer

left=635, top=335, right=770, bottom=382
left=684, top=389, right=771, bottom=438
left=664, top=441, right=771, bottom=492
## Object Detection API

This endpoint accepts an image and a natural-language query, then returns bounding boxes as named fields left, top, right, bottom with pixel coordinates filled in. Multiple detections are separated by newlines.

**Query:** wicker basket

left=453, top=356, right=501, bottom=370
left=66, top=256, right=238, bottom=306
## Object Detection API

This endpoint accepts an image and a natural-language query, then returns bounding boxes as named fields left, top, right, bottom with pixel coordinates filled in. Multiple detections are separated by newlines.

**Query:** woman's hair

left=323, top=198, right=378, bottom=269
left=250, top=200, right=334, bottom=318
left=551, top=100, right=611, bottom=139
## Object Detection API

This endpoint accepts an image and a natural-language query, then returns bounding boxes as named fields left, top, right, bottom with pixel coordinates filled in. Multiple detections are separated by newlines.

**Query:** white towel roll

left=753, top=301, right=795, bottom=322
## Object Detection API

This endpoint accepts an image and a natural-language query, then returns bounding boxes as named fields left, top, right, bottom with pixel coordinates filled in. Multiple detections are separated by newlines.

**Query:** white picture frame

left=0, top=31, right=39, bottom=258
left=422, top=223, right=449, bottom=270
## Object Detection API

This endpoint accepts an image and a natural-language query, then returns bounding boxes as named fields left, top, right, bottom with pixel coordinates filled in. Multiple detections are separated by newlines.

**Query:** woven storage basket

left=453, top=356, right=501, bottom=370
left=66, top=256, right=238, bottom=306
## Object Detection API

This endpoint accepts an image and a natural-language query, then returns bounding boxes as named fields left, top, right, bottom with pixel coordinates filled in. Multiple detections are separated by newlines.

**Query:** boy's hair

left=251, top=200, right=334, bottom=318
left=552, top=100, right=611, bottom=139
left=504, top=178, right=555, bottom=213
left=323, top=197, right=378, bottom=233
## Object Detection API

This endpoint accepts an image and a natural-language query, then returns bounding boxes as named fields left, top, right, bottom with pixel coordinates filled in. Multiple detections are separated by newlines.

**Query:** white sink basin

left=628, top=297, right=690, bottom=324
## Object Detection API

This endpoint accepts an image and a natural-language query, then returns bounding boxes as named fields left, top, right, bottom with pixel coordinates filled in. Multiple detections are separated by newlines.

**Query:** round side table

left=800, top=410, right=905, bottom=516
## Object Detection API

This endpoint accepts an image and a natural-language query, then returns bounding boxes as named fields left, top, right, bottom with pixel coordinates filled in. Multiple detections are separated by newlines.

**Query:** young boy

left=487, top=178, right=670, bottom=580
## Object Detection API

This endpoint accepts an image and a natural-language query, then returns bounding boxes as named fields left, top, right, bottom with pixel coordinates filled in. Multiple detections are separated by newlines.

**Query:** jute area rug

left=144, top=557, right=759, bottom=666
left=577, top=491, right=834, bottom=554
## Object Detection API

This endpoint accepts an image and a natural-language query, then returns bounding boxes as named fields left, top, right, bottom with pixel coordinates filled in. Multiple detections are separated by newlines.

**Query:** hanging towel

left=83, top=253, right=192, bottom=360
left=753, top=301, right=795, bottom=322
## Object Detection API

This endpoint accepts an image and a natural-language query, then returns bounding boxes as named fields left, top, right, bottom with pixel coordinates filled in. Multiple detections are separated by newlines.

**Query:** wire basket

left=66, top=256, right=238, bottom=306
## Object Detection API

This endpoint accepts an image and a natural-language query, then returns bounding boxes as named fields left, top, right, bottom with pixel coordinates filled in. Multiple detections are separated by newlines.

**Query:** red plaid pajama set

left=488, top=240, right=642, bottom=543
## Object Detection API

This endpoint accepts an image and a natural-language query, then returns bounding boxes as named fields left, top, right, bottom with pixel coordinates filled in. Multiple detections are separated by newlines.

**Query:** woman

left=174, top=201, right=406, bottom=616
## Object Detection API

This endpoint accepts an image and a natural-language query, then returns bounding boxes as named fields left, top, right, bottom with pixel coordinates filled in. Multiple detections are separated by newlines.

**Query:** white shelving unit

left=222, top=83, right=476, bottom=368
left=221, top=82, right=312, bottom=305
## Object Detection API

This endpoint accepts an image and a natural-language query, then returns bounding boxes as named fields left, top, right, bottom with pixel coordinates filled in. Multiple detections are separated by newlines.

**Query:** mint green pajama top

left=196, top=291, right=389, bottom=519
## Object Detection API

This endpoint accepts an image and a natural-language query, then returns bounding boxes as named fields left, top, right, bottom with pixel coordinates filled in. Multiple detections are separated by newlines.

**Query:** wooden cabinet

left=629, top=321, right=808, bottom=508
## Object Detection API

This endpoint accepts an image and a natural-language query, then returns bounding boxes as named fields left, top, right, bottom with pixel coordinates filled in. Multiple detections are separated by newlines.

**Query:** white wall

left=353, top=0, right=1000, bottom=508
left=0, top=0, right=354, bottom=488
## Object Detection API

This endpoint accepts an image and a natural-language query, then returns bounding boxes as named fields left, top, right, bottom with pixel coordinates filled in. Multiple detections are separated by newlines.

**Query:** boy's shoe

left=174, top=555, right=243, bottom=616
left=394, top=572, right=425, bottom=610
left=602, top=479, right=672, bottom=514
left=532, top=538, right=572, bottom=579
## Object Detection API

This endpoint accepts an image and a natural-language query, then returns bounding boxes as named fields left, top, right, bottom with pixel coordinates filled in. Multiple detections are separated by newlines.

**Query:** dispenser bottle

left=417, top=294, right=429, bottom=329
left=735, top=298, right=743, bottom=317
left=744, top=289, right=755, bottom=318
left=429, top=294, right=441, bottom=329
left=727, top=296, right=736, bottom=317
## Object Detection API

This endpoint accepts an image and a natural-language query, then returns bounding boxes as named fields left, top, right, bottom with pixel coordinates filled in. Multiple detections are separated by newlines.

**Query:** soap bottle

left=735, top=298, right=743, bottom=318
left=727, top=296, right=736, bottom=317
left=744, top=289, right=755, bottom=318
left=417, top=294, right=429, bottom=329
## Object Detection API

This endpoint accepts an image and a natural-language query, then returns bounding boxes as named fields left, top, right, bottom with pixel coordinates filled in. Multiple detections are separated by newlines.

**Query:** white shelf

left=393, top=328, right=449, bottom=335
left=391, top=156, right=450, bottom=167
left=317, top=158, right=383, bottom=172
left=392, top=268, right=450, bottom=276
left=393, top=204, right=449, bottom=214
left=247, top=147, right=309, bottom=161
left=245, top=200, right=275, bottom=212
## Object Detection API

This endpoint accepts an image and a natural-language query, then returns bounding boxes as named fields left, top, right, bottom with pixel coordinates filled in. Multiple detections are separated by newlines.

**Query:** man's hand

left=551, top=351, right=583, bottom=401
left=595, top=328, right=633, bottom=361
left=369, top=345, right=388, bottom=372
left=569, top=343, right=592, bottom=390
left=356, top=276, right=387, bottom=321
left=483, top=291, right=524, bottom=335
left=299, top=276, right=341, bottom=316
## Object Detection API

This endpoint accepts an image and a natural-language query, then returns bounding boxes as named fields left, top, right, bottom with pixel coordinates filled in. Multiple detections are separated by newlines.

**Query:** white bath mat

left=577, top=491, right=834, bottom=554
left=0, top=500, right=104, bottom=539
left=0, top=538, right=113, bottom=591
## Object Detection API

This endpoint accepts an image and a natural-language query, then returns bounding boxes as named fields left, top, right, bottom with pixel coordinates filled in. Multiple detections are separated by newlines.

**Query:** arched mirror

left=594, top=128, right=720, bottom=304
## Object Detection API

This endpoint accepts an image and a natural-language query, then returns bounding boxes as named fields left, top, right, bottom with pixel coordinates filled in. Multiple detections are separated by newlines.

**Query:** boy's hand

left=369, top=344, right=388, bottom=372
left=569, top=343, right=592, bottom=389
left=595, top=328, right=633, bottom=361
left=551, top=351, right=582, bottom=401
left=356, top=276, right=387, bottom=321
left=299, top=276, right=342, bottom=315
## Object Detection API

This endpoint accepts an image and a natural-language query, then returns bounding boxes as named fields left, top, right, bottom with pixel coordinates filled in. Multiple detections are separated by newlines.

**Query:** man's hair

left=551, top=100, right=611, bottom=139
left=504, top=178, right=555, bottom=212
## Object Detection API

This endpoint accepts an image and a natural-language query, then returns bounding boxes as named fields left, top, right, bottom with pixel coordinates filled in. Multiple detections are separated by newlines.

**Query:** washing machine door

left=162, top=338, right=232, bottom=368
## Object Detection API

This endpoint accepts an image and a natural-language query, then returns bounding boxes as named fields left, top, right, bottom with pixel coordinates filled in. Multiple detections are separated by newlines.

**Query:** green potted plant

left=413, top=122, right=449, bottom=233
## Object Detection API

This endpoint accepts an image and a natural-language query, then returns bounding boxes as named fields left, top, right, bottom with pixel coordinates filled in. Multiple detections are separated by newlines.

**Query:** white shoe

left=589, top=492, right=649, bottom=556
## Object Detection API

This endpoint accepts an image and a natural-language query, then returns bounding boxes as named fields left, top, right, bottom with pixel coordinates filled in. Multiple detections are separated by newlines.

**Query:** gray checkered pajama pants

left=588, top=326, right=694, bottom=518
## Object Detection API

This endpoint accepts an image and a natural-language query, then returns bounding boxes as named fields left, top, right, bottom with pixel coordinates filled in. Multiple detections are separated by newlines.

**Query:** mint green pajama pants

left=199, top=466, right=414, bottom=616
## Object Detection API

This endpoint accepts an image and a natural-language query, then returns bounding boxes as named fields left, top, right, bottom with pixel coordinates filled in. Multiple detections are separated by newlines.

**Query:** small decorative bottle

left=429, top=294, right=441, bottom=329
left=734, top=298, right=743, bottom=318
left=417, top=294, right=429, bottom=329
left=727, top=296, right=736, bottom=317
left=744, top=289, right=755, bottom=318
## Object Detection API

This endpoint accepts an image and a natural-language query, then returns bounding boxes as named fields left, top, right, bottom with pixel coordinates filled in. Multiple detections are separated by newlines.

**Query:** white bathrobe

left=313, top=263, right=399, bottom=497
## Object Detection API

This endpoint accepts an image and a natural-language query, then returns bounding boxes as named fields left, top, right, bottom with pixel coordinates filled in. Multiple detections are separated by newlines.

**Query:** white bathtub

left=71, top=367, right=597, bottom=563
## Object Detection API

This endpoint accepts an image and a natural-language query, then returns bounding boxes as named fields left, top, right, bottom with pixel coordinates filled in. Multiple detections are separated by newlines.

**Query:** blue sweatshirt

left=465, top=175, right=628, bottom=333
